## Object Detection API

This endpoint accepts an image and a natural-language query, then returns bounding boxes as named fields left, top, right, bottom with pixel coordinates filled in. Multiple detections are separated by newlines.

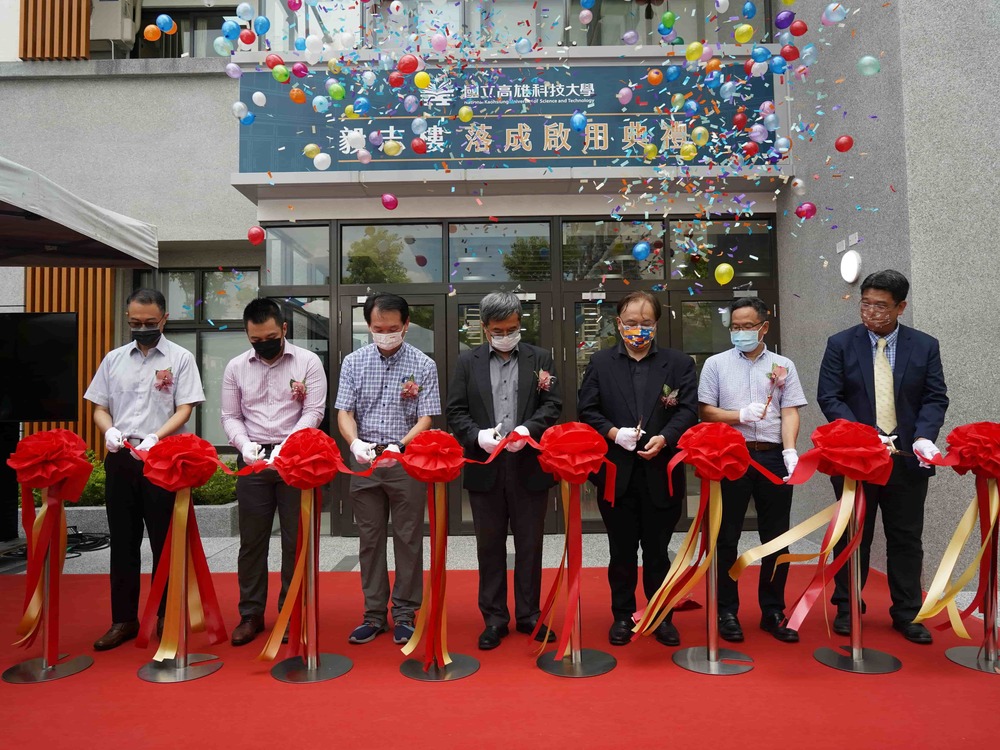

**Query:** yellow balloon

left=685, top=41, right=704, bottom=62
left=458, top=105, right=474, bottom=123
left=414, top=71, right=431, bottom=89
left=679, top=142, right=698, bottom=161
left=302, top=143, right=321, bottom=159
left=734, top=24, right=754, bottom=44
left=715, top=263, right=735, bottom=285
left=670, top=93, right=685, bottom=111
left=327, top=60, right=342, bottom=74
left=691, top=126, right=709, bottom=147
left=782, top=0, right=796, bottom=4
left=643, top=143, right=659, bottom=161
left=345, top=105, right=358, bottom=118
left=383, top=140, right=403, bottom=156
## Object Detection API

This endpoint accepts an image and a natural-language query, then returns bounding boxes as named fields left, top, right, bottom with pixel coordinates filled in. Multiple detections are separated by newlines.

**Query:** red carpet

left=1, top=567, right=997, bottom=749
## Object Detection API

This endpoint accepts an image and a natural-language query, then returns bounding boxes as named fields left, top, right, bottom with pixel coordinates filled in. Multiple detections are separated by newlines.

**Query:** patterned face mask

left=620, top=324, right=655, bottom=348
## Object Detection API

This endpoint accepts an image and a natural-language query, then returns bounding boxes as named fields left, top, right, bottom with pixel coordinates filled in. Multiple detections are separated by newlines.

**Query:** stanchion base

left=535, top=648, right=616, bottom=678
left=673, top=647, right=754, bottom=675
left=814, top=645, right=901, bottom=674
left=945, top=646, right=1000, bottom=675
left=3, top=654, right=93, bottom=684
left=400, top=652, right=479, bottom=682
left=271, top=653, right=353, bottom=683
left=137, top=653, right=222, bottom=683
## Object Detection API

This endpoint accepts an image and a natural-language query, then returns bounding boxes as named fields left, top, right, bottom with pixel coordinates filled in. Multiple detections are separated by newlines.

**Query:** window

left=449, top=222, right=549, bottom=284
left=457, top=302, right=541, bottom=351
left=341, top=224, right=443, bottom=284
left=266, top=225, right=330, bottom=286
left=263, top=0, right=361, bottom=54
left=133, top=8, right=234, bottom=59
left=669, top=219, right=774, bottom=283
left=562, top=219, right=667, bottom=281
left=366, top=0, right=461, bottom=52
left=467, top=0, right=563, bottom=49
left=565, top=0, right=760, bottom=47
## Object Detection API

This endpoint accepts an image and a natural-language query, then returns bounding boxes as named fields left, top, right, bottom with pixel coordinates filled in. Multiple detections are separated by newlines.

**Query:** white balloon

left=251, top=91, right=266, bottom=107
left=340, top=31, right=356, bottom=49
left=305, top=50, right=321, bottom=65
left=236, top=2, right=253, bottom=21
left=790, top=178, right=806, bottom=196
left=389, top=0, right=403, bottom=13
left=715, top=0, right=730, bottom=12
left=750, top=61, right=769, bottom=77
left=361, top=70, right=376, bottom=87
left=231, top=101, right=248, bottom=119
left=305, top=34, right=322, bottom=52
left=345, top=130, right=366, bottom=150
left=313, top=153, right=332, bottom=171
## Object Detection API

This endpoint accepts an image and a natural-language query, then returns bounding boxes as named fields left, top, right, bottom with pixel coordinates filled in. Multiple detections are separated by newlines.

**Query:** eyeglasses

left=859, top=301, right=895, bottom=312
left=127, top=317, right=164, bottom=330
left=729, top=321, right=766, bottom=333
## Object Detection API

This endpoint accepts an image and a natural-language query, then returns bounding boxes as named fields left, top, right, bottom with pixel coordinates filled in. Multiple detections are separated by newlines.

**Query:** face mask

left=490, top=331, right=521, bottom=352
left=252, top=337, right=283, bottom=360
left=731, top=330, right=761, bottom=353
left=620, top=325, right=655, bottom=348
left=861, top=309, right=893, bottom=330
left=132, top=328, right=161, bottom=348
left=371, top=330, right=404, bottom=350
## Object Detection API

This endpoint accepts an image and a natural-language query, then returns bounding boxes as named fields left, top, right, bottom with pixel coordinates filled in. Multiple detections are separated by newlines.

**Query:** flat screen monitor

left=0, top=312, right=78, bottom=422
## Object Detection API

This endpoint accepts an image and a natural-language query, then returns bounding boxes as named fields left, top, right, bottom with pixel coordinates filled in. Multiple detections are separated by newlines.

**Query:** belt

left=745, top=441, right=782, bottom=451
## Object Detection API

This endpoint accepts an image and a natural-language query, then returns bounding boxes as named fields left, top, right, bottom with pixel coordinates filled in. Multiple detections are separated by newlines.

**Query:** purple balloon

left=368, top=131, right=384, bottom=146
left=225, top=62, right=242, bottom=79
left=749, top=124, right=768, bottom=143
left=622, top=29, right=639, bottom=46
left=775, top=10, right=795, bottom=29
left=403, top=94, right=419, bottom=113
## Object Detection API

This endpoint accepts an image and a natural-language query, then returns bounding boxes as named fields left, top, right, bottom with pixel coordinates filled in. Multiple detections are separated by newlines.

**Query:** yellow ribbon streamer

left=14, top=491, right=67, bottom=646
left=154, top=488, right=191, bottom=662
left=402, top=483, right=452, bottom=666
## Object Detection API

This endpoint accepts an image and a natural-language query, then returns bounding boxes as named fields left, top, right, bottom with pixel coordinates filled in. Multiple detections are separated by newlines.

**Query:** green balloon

left=661, top=11, right=676, bottom=28
left=857, top=55, right=881, bottom=76
left=328, top=82, right=346, bottom=100
left=272, top=64, right=290, bottom=83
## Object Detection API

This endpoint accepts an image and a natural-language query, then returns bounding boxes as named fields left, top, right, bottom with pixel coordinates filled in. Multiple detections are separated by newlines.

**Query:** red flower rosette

left=676, top=422, right=751, bottom=482
left=142, top=433, right=220, bottom=492
left=398, top=429, right=465, bottom=483
left=8, top=428, right=93, bottom=503
left=940, top=422, right=1000, bottom=478
left=272, top=427, right=343, bottom=489
left=538, top=422, right=613, bottom=489
left=809, top=419, right=893, bottom=483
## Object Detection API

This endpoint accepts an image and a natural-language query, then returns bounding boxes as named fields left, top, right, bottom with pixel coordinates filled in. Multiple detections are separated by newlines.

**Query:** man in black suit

left=578, top=291, right=698, bottom=647
left=446, top=291, right=563, bottom=651
left=818, top=270, right=949, bottom=644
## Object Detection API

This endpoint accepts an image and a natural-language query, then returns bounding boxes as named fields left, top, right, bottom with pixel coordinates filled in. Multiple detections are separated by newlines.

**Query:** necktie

left=874, top=338, right=896, bottom=435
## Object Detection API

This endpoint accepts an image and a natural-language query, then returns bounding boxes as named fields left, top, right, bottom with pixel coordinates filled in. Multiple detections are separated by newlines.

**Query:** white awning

left=0, top=156, right=157, bottom=268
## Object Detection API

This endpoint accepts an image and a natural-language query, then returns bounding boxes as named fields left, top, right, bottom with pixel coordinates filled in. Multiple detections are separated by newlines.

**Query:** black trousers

left=717, top=447, right=793, bottom=618
left=468, top=454, right=549, bottom=628
left=831, top=457, right=928, bottom=623
left=104, top=451, right=173, bottom=623
left=598, top=464, right=682, bottom=622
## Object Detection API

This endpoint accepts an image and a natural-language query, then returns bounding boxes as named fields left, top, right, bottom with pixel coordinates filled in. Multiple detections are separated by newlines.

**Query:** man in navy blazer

left=817, top=269, right=948, bottom=644
left=446, top=292, right=562, bottom=651
left=578, top=291, right=698, bottom=647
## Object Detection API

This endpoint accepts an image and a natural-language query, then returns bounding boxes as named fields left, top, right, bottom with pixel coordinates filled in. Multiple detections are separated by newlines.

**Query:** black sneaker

left=348, top=621, right=388, bottom=644
left=393, top=621, right=415, bottom=645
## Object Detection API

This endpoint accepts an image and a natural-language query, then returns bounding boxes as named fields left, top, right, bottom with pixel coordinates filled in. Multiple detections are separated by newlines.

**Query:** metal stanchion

left=536, top=596, right=617, bottom=678
left=3, top=548, right=93, bottom=684
left=814, top=498, right=901, bottom=674
left=272, top=491, right=352, bottom=683
left=673, top=515, right=753, bottom=675
left=945, top=518, right=1000, bottom=674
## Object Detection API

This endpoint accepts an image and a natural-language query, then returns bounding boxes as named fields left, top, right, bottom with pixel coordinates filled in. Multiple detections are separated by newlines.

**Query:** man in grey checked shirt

left=336, top=293, right=440, bottom=645
left=698, top=297, right=807, bottom=644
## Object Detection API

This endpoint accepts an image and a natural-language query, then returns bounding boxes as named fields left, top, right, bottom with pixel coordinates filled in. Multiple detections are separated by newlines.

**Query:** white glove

left=105, top=427, right=124, bottom=453
left=379, top=443, right=401, bottom=467
left=614, top=427, right=641, bottom=452
left=739, top=403, right=767, bottom=423
left=506, top=425, right=531, bottom=453
left=879, top=434, right=897, bottom=453
left=268, top=441, right=285, bottom=463
left=351, top=439, right=376, bottom=465
left=133, top=433, right=159, bottom=460
left=782, top=448, right=799, bottom=481
left=242, top=442, right=264, bottom=464
left=477, top=428, right=501, bottom=454
left=913, top=438, right=941, bottom=469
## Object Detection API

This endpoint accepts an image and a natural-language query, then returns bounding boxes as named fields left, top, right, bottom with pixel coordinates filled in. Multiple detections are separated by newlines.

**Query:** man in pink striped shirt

left=221, top=299, right=328, bottom=646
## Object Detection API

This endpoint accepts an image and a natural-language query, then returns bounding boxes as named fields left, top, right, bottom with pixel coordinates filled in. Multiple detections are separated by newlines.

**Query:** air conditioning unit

left=90, top=0, right=139, bottom=44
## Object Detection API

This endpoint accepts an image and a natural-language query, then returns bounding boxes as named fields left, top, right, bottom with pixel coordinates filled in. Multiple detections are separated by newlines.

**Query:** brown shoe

left=94, top=621, right=140, bottom=651
left=231, top=614, right=265, bottom=646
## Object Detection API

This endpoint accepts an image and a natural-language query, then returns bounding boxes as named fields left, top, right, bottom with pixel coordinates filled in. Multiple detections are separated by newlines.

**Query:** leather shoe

left=231, top=614, right=265, bottom=646
left=893, top=620, right=932, bottom=644
left=478, top=624, right=509, bottom=650
left=516, top=619, right=557, bottom=643
left=833, top=611, right=851, bottom=636
left=760, top=611, right=799, bottom=643
left=718, top=613, right=744, bottom=643
left=94, top=621, right=140, bottom=651
left=654, top=620, right=680, bottom=647
left=609, top=619, right=634, bottom=646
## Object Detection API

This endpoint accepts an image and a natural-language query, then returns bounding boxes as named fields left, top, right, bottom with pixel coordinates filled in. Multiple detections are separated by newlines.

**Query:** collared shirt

left=615, top=340, right=658, bottom=421
left=335, top=342, right=441, bottom=444
left=220, top=340, right=327, bottom=451
left=489, top=345, right=518, bottom=435
left=84, top=335, right=204, bottom=440
left=867, top=325, right=899, bottom=371
left=698, top=345, right=808, bottom=444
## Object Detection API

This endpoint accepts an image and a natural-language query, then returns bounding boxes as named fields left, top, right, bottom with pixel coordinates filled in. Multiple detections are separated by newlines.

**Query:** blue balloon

left=719, top=80, right=737, bottom=101
left=240, top=113, right=255, bottom=126
left=221, top=20, right=240, bottom=41
left=253, top=16, right=271, bottom=35
left=570, top=112, right=587, bottom=133
left=581, top=0, right=596, bottom=8
left=155, top=14, right=173, bottom=32
left=657, top=23, right=669, bottom=36
left=769, top=56, right=788, bottom=74
left=751, top=46, right=770, bottom=63
left=801, top=43, right=819, bottom=67
left=705, top=71, right=722, bottom=89
left=294, top=37, right=306, bottom=51
left=742, top=1, right=757, bottom=19
left=683, top=100, right=698, bottom=116
left=353, top=96, right=370, bottom=115
left=665, top=65, right=681, bottom=82
left=763, top=113, right=780, bottom=130
left=632, top=242, right=651, bottom=261
left=777, top=31, right=793, bottom=46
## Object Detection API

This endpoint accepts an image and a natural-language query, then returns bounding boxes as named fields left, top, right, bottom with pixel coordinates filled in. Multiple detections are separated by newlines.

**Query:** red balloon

left=733, top=112, right=748, bottom=130
left=794, top=202, right=817, bottom=219
left=265, top=54, right=284, bottom=69
left=410, top=137, right=427, bottom=154
left=414, top=255, right=428, bottom=267
left=742, top=142, right=758, bottom=157
left=388, top=71, right=405, bottom=88
left=247, top=226, right=266, bottom=245
left=780, top=45, right=799, bottom=62
left=397, top=54, right=419, bottom=74
left=743, top=59, right=754, bottom=76
left=835, top=135, right=854, bottom=152
left=789, top=20, right=808, bottom=36
left=239, top=29, right=256, bottom=45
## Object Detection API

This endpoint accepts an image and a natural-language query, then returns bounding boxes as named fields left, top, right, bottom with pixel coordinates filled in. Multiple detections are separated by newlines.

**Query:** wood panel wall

left=19, top=0, right=91, bottom=61
left=24, top=267, right=116, bottom=456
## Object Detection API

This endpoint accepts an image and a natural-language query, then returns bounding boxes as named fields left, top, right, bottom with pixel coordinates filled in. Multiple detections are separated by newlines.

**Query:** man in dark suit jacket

left=817, top=269, right=948, bottom=644
left=446, top=292, right=563, bottom=651
left=577, top=291, right=698, bottom=647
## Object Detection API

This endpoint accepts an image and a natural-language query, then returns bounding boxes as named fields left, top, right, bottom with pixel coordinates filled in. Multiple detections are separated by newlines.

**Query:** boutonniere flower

left=536, top=369, right=555, bottom=393
left=764, top=363, right=788, bottom=412
left=401, top=375, right=422, bottom=400
left=289, top=379, right=307, bottom=402
left=660, top=384, right=679, bottom=408
left=154, top=368, right=173, bottom=393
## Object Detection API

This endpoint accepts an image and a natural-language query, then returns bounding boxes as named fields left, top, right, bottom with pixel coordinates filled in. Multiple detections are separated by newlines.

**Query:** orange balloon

left=289, top=88, right=307, bottom=104
left=706, top=58, right=722, bottom=73
left=166, top=21, right=178, bottom=35
left=143, top=24, right=161, bottom=42
left=647, top=68, right=663, bottom=86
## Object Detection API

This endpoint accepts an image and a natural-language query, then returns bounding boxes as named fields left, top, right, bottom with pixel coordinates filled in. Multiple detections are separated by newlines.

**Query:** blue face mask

left=731, top=330, right=761, bottom=353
